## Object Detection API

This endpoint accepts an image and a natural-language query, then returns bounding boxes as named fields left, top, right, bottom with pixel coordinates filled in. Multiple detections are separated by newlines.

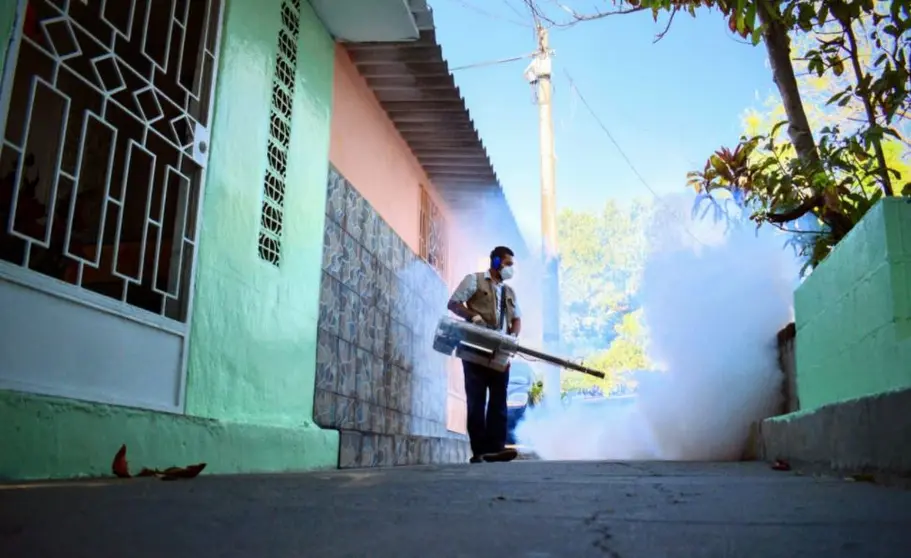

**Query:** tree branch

left=654, top=8, right=678, bottom=42
left=765, top=195, right=821, bottom=224
left=836, top=12, right=894, bottom=196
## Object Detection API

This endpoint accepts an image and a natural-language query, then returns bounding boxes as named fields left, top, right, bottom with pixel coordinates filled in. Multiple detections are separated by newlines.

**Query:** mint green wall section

left=185, top=0, right=334, bottom=427
left=0, top=1, right=20, bottom=92
left=0, top=391, right=337, bottom=481
left=0, top=0, right=339, bottom=481
left=795, top=198, right=911, bottom=410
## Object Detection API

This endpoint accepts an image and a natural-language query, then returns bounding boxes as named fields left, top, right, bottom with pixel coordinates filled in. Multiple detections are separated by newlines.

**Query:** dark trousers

left=463, top=360, right=510, bottom=457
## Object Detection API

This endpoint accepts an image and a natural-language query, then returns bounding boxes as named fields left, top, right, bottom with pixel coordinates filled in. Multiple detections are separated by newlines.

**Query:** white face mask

left=499, top=265, right=515, bottom=281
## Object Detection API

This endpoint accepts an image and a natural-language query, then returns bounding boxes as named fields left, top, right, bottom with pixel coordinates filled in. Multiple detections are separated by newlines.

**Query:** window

left=419, top=186, right=447, bottom=276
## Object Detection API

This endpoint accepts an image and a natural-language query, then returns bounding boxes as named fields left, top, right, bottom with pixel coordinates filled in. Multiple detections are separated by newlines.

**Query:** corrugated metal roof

left=342, top=28, right=529, bottom=257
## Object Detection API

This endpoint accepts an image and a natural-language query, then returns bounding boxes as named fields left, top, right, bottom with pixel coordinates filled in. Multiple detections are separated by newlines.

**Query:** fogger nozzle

left=431, top=316, right=605, bottom=379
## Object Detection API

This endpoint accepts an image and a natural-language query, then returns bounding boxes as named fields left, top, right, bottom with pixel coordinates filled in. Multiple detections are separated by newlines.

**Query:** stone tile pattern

left=317, top=167, right=470, bottom=468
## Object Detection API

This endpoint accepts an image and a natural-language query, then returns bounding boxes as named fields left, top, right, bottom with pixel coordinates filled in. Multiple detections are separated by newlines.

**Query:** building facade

left=0, top=0, right=527, bottom=480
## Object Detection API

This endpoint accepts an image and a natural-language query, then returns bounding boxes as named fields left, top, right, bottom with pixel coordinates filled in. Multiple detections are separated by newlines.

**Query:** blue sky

left=429, top=0, right=776, bottom=247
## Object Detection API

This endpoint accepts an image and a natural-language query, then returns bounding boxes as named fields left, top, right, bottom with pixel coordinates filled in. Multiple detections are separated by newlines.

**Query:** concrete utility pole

left=525, top=24, right=560, bottom=353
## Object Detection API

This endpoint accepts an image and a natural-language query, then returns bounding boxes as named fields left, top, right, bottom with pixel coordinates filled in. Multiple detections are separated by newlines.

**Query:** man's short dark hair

left=490, top=246, right=514, bottom=261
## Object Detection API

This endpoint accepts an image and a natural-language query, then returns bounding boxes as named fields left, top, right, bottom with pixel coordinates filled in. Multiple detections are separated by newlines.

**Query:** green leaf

left=735, top=0, right=746, bottom=32
left=797, top=3, right=815, bottom=31
left=744, top=2, right=756, bottom=33
left=770, top=119, right=788, bottom=137
left=830, top=57, right=845, bottom=76
left=816, top=3, right=829, bottom=22
left=827, top=91, right=848, bottom=105
left=848, top=141, right=869, bottom=161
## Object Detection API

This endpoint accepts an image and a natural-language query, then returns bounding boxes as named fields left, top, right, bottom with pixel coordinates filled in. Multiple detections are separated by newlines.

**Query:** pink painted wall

left=328, top=46, right=467, bottom=434
left=328, top=46, right=455, bottom=264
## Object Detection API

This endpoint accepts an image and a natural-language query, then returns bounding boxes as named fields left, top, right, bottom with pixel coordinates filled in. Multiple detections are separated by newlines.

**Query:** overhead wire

left=561, top=67, right=707, bottom=246
left=500, top=0, right=533, bottom=21
left=449, top=52, right=535, bottom=72
left=443, top=0, right=708, bottom=246
left=443, top=0, right=534, bottom=28
left=440, top=0, right=539, bottom=74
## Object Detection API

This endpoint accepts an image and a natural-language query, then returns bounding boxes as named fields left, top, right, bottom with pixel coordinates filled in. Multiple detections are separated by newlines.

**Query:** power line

left=501, top=0, right=537, bottom=25
left=443, top=0, right=534, bottom=28
left=562, top=68, right=707, bottom=246
left=449, top=52, right=535, bottom=72
left=562, top=68, right=662, bottom=199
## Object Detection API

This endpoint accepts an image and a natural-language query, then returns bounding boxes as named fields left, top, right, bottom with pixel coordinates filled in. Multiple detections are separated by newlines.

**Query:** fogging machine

left=432, top=315, right=605, bottom=379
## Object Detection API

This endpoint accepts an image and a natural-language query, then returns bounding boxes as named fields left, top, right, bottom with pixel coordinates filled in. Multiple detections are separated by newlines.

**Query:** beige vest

left=466, top=272, right=517, bottom=332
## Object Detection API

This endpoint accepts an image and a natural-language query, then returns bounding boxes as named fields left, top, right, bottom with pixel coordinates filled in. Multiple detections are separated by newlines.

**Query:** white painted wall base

left=0, top=273, right=184, bottom=412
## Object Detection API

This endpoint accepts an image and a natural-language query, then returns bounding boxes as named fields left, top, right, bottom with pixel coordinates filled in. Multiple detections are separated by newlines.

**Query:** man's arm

left=447, top=274, right=479, bottom=321
left=508, top=295, right=523, bottom=336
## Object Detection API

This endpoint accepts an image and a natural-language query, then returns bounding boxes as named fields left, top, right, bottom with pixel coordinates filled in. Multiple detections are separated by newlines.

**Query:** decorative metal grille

left=0, top=0, right=222, bottom=323
left=419, top=186, right=447, bottom=276
left=257, top=0, right=301, bottom=267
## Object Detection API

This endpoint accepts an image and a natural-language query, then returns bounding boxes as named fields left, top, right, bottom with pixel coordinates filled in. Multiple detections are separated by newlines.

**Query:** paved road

left=2, top=461, right=910, bottom=558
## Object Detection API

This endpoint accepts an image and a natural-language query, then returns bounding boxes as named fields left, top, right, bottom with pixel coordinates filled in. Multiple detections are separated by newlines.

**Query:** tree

left=561, top=309, right=649, bottom=394
left=557, top=198, right=653, bottom=395
left=557, top=198, right=651, bottom=355
left=690, top=3, right=910, bottom=265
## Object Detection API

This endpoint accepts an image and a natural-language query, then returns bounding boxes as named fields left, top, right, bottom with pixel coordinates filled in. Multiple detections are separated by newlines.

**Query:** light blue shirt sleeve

left=449, top=273, right=478, bottom=304
left=511, top=292, right=522, bottom=320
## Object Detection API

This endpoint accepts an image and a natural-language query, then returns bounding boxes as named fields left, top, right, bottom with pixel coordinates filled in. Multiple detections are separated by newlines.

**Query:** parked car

left=506, top=360, right=536, bottom=445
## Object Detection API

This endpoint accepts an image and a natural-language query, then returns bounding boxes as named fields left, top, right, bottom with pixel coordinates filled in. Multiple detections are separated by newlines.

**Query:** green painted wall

left=0, top=0, right=340, bottom=480
left=0, top=391, right=338, bottom=480
left=185, top=0, right=335, bottom=427
left=795, top=198, right=911, bottom=410
left=0, top=1, right=20, bottom=98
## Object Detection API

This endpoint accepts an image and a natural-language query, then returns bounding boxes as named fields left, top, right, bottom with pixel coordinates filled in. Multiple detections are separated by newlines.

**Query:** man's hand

left=470, top=315, right=485, bottom=326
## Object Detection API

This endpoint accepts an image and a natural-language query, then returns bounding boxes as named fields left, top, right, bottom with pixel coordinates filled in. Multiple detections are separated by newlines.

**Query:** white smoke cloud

left=516, top=193, right=801, bottom=461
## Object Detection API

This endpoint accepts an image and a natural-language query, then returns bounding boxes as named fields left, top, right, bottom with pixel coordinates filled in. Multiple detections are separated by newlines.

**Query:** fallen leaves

left=846, top=473, right=876, bottom=483
left=112, top=444, right=130, bottom=478
left=768, top=458, right=880, bottom=485
left=771, top=459, right=791, bottom=471
left=110, top=444, right=206, bottom=481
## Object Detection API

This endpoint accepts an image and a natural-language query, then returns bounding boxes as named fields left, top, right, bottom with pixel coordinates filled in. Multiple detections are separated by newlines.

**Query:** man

left=447, top=246, right=522, bottom=464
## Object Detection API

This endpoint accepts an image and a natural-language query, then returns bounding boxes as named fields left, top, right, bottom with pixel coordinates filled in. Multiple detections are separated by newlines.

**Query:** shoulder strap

left=497, top=284, right=507, bottom=331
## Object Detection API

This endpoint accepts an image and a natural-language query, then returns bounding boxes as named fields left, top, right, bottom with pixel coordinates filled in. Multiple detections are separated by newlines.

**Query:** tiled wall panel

left=317, top=167, right=469, bottom=467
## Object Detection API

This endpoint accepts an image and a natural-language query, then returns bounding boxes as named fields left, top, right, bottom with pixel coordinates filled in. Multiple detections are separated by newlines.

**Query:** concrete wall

left=184, top=0, right=332, bottom=429
left=0, top=0, right=340, bottom=479
left=777, top=323, right=799, bottom=413
left=794, top=198, right=911, bottom=411
left=761, top=386, right=911, bottom=479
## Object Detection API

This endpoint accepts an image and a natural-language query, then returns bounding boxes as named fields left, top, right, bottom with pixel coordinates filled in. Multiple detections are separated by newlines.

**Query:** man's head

left=489, top=246, right=515, bottom=281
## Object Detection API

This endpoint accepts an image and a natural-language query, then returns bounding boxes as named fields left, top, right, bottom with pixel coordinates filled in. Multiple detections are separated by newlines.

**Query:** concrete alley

left=2, top=461, right=910, bottom=558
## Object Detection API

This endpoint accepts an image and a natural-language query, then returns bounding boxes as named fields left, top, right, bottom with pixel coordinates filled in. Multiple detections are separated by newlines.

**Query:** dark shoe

left=469, top=456, right=483, bottom=464
left=481, top=448, right=518, bottom=463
